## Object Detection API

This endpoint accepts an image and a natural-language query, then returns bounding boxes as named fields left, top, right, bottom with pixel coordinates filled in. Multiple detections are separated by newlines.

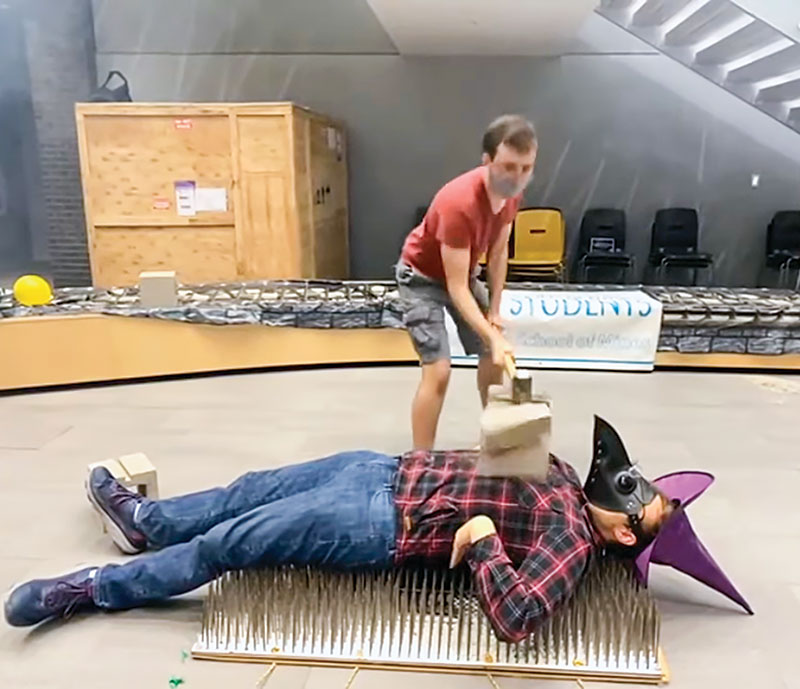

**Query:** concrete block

left=139, top=270, right=178, bottom=308
left=478, top=399, right=551, bottom=480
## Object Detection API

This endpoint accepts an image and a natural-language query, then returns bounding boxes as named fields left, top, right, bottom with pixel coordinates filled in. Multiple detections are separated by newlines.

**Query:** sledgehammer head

left=511, top=370, right=532, bottom=404
left=504, top=353, right=532, bottom=404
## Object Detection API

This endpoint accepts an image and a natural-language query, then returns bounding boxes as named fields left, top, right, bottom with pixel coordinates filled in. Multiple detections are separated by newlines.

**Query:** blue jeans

left=94, top=451, right=399, bottom=610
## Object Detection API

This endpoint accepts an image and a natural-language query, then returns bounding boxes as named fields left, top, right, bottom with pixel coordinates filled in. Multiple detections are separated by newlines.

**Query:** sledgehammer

left=504, top=353, right=532, bottom=404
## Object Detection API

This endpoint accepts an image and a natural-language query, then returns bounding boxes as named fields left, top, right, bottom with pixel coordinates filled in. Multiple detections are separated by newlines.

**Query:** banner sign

left=446, top=289, right=663, bottom=371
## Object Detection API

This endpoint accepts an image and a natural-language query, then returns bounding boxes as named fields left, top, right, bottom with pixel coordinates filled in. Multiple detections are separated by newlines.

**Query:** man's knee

left=196, top=526, right=254, bottom=573
left=421, top=359, right=451, bottom=395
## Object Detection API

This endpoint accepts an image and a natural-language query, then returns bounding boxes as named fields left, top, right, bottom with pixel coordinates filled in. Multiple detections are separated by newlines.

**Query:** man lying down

left=5, top=416, right=673, bottom=642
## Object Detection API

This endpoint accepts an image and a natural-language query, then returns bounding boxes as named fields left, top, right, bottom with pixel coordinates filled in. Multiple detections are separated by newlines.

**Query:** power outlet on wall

left=751, top=174, right=760, bottom=189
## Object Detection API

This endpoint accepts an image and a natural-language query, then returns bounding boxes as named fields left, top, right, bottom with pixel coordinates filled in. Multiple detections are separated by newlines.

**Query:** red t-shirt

left=401, top=166, right=521, bottom=283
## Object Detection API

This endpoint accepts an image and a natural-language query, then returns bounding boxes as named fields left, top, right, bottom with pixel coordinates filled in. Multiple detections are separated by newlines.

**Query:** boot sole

left=85, top=475, right=144, bottom=555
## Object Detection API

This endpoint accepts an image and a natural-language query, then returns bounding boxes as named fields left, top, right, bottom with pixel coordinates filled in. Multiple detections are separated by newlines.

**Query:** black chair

left=765, top=211, right=800, bottom=288
left=648, top=208, right=714, bottom=285
left=576, top=209, right=634, bottom=283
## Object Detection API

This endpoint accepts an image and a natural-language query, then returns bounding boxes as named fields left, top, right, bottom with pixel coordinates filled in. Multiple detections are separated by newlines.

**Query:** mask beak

left=584, top=416, right=657, bottom=515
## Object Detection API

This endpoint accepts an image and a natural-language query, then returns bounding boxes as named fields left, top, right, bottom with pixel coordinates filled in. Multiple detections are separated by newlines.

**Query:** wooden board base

left=1, top=315, right=799, bottom=392
left=189, top=651, right=669, bottom=685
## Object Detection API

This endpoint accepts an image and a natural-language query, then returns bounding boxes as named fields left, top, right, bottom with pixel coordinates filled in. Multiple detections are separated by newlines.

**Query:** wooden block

left=139, top=270, right=178, bottom=308
left=87, top=452, right=159, bottom=499
left=117, top=452, right=159, bottom=499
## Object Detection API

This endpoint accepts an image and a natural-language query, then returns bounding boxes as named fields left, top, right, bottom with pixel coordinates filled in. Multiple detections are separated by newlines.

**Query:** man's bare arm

left=441, top=244, right=496, bottom=345
left=486, top=223, right=511, bottom=321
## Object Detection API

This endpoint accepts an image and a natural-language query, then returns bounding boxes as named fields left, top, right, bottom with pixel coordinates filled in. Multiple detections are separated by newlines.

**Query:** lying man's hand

left=450, top=515, right=497, bottom=568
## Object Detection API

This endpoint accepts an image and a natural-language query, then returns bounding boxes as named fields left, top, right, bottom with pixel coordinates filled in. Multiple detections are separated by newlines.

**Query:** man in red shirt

left=397, top=115, right=538, bottom=449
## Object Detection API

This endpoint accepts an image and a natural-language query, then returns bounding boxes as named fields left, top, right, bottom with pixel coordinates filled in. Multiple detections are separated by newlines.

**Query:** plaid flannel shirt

left=393, top=449, right=598, bottom=643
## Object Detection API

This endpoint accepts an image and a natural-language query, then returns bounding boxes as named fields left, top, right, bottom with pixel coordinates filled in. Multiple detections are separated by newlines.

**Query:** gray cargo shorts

left=395, top=262, right=490, bottom=364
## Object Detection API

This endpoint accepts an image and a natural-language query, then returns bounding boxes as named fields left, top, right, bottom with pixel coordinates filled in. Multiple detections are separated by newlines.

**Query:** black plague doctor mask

left=583, top=416, right=658, bottom=542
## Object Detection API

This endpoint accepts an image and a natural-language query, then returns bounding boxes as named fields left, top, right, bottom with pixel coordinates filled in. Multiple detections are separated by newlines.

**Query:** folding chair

left=648, top=208, right=713, bottom=285
left=507, top=208, right=566, bottom=283
left=576, top=209, right=634, bottom=283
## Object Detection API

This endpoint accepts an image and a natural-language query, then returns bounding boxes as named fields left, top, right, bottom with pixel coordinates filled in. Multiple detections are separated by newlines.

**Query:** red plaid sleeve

left=466, top=529, right=592, bottom=643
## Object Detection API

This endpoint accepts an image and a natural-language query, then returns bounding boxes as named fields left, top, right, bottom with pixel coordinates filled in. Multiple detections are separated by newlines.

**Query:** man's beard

left=488, top=169, right=526, bottom=199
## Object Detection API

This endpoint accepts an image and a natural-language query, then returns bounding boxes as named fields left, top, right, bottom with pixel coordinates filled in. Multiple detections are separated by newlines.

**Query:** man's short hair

left=482, top=115, right=538, bottom=159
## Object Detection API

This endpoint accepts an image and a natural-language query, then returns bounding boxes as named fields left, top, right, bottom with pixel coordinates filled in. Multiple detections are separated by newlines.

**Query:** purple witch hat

left=634, top=471, right=753, bottom=615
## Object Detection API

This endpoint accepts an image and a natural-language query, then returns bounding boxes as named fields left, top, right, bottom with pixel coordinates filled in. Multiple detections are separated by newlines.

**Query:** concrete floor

left=1, top=365, right=798, bottom=689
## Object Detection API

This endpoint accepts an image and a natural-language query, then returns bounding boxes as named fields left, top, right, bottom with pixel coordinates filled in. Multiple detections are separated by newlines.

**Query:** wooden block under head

left=139, top=270, right=178, bottom=308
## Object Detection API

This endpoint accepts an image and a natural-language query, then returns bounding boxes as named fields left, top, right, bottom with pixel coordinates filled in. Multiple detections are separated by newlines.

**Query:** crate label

left=175, top=180, right=196, bottom=216
left=174, top=118, right=193, bottom=130
left=152, top=197, right=171, bottom=210
left=195, top=187, right=228, bottom=212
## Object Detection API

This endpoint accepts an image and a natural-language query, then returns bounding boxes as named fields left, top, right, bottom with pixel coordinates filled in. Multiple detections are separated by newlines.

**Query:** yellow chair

left=507, top=208, right=566, bottom=282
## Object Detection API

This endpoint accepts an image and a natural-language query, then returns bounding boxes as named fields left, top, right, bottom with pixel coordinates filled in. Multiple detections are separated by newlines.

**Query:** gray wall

left=0, top=5, right=35, bottom=272
left=4, top=0, right=97, bottom=286
left=95, top=4, right=800, bottom=286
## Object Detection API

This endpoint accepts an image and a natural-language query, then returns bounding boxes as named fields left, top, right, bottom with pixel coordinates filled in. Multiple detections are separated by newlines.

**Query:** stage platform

left=2, top=281, right=799, bottom=391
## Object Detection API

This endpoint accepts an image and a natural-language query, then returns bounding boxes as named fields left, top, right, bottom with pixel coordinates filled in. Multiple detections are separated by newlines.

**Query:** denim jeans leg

left=136, top=451, right=394, bottom=548
left=94, top=455, right=398, bottom=609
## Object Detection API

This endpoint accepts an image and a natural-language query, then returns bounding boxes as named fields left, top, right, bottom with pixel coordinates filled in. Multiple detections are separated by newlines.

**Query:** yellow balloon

left=13, top=274, right=53, bottom=307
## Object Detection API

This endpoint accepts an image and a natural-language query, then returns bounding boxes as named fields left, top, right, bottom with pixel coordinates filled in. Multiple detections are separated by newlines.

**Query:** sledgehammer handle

left=504, top=353, right=517, bottom=381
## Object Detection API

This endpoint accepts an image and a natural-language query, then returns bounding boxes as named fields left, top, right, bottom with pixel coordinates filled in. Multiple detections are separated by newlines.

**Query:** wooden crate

left=75, top=102, right=349, bottom=287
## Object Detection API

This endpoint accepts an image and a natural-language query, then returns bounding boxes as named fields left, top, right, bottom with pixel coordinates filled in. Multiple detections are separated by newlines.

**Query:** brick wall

left=659, top=326, right=800, bottom=355
left=15, top=0, right=96, bottom=286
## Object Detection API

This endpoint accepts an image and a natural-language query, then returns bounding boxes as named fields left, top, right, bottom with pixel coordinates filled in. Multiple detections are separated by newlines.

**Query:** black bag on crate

left=89, top=70, right=133, bottom=103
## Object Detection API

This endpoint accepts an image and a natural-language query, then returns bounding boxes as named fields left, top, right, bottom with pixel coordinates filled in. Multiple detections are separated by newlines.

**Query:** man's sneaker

left=4, top=567, right=98, bottom=627
left=86, top=466, right=147, bottom=554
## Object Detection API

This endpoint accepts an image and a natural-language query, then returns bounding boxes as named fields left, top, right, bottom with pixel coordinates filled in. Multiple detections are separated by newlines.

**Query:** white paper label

left=175, top=181, right=196, bottom=217
left=195, top=187, right=228, bottom=212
